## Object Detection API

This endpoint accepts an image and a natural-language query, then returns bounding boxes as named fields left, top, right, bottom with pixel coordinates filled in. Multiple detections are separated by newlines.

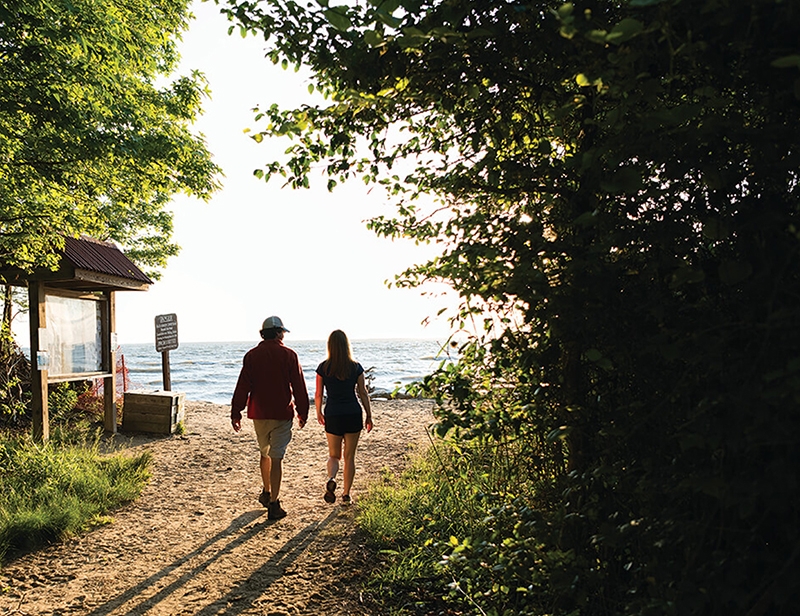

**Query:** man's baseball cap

left=261, top=316, right=289, bottom=332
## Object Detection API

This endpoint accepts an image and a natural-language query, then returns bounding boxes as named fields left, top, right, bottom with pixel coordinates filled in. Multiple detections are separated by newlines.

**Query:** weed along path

left=0, top=399, right=435, bottom=616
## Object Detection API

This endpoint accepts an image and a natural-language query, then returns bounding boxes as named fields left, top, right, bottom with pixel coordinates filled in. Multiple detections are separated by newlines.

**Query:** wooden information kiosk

left=1, top=236, right=152, bottom=442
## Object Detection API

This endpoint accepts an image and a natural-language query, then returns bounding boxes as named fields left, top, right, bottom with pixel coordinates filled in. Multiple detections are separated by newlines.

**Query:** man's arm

left=291, top=355, right=310, bottom=427
left=230, top=358, right=250, bottom=431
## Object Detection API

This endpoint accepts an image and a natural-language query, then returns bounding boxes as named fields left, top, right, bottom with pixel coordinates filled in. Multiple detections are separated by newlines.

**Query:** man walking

left=231, top=316, right=309, bottom=520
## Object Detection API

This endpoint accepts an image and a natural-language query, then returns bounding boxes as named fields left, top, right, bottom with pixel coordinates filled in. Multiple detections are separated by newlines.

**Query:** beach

left=0, top=398, right=437, bottom=615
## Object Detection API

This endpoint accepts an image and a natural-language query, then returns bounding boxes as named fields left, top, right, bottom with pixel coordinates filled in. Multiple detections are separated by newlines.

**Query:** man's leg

left=260, top=454, right=271, bottom=494
left=267, top=456, right=287, bottom=519
left=255, top=420, right=291, bottom=519
left=269, top=456, right=283, bottom=502
left=253, top=419, right=272, bottom=507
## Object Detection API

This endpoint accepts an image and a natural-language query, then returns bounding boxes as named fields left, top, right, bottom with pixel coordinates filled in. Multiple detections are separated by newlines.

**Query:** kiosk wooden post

left=102, top=290, right=117, bottom=433
left=28, top=281, right=49, bottom=443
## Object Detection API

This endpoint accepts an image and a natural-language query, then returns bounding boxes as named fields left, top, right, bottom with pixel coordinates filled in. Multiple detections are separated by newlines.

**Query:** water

left=118, top=339, right=455, bottom=404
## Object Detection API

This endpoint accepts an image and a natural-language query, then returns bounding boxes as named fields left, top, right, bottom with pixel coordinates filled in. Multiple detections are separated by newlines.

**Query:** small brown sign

left=155, top=313, right=179, bottom=353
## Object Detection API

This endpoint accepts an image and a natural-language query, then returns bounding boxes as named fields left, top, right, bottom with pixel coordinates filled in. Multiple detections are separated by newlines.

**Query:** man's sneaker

left=258, top=490, right=270, bottom=508
left=268, top=500, right=287, bottom=520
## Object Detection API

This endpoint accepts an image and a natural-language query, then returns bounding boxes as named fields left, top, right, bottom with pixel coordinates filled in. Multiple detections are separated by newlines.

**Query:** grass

left=355, top=441, right=491, bottom=614
left=0, top=426, right=152, bottom=567
left=355, top=435, right=564, bottom=615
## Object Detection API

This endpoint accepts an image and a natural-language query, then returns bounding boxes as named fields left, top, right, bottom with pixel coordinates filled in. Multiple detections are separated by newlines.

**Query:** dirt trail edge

left=0, top=399, right=436, bottom=616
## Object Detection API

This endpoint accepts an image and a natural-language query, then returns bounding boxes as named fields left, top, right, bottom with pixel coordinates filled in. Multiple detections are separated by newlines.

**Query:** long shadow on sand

left=84, top=509, right=338, bottom=616
left=191, top=508, right=344, bottom=615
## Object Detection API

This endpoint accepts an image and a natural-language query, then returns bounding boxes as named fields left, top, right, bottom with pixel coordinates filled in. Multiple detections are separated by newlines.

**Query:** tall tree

left=220, top=0, right=800, bottom=613
left=0, top=0, right=221, bottom=277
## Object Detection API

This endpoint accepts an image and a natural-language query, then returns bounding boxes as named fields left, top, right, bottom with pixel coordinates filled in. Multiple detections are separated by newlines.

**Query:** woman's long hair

left=323, top=330, right=355, bottom=380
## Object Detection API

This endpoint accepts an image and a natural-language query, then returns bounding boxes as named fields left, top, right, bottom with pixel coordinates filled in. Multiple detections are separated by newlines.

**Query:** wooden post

left=103, top=290, right=117, bottom=433
left=155, top=313, right=177, bottom=391
left=28, top=281, right=49, bottom=443
left=162, top=350, right=171, bottom=391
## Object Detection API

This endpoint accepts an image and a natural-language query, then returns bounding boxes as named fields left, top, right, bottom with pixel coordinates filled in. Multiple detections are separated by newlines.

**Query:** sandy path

left=0, top=399, right=436, bottom=615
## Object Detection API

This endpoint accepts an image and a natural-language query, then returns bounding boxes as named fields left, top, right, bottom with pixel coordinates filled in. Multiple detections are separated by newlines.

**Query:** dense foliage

left=219, top=0, right=800, bottom=613
left=0, top=0, right=221, bottom=276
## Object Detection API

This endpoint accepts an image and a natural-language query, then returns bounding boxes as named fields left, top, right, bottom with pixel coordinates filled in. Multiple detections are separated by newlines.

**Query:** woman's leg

left=326, top=432, right=343, bottom=481
left=341, top=431, right=362, bottom=497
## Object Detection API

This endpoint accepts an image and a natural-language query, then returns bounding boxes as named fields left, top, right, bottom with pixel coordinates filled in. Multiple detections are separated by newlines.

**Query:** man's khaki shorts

left=252, top=419, right=293, bottom=459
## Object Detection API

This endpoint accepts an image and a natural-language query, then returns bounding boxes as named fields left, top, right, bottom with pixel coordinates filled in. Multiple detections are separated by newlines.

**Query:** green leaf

left=402, top=26, right=427, bottom=38
left=586, top=29, right=608, bottom=45
left=606, top=18, right=644, bottom=45
left=368, top=0, right=399, bottom=9
left=375, top=9, right=402, bottom=29
left=364, top=29, right=384, bottom=47
left=585, top=349, right=603, bottom=362
left=771, top=55, right=800, bottom=69
left=560, top=24, right=578, bottom=40
left=557, top=2, right=574, bottom=18
left=323, top=7, right=352, bottom=31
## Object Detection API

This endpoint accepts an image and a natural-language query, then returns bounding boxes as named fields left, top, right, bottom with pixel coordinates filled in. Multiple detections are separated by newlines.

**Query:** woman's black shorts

left=324, top=412, right=363, bottom=436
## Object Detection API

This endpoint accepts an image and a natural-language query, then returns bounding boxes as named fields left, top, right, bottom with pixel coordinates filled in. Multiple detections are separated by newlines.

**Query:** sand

left=0, top=399, right=436, bottom=615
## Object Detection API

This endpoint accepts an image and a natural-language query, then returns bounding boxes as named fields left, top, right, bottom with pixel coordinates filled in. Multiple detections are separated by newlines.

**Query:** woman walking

left=315, top=330, right=373, bottom=504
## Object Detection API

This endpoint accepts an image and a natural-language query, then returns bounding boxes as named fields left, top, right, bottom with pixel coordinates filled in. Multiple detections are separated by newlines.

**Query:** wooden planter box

left=122, top=391, right=185, bottom=434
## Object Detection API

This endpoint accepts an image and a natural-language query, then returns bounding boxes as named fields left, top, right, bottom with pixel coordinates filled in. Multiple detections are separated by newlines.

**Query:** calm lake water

left=118, top=339, right=455, bottom=404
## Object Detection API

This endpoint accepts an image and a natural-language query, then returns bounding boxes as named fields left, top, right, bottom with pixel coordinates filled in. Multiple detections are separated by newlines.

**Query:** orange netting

left=78, top=350, right=132, bottom=410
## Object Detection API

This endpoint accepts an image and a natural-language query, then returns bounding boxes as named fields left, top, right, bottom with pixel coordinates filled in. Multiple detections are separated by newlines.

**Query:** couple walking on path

left=230, top=316, right=374, bottom=520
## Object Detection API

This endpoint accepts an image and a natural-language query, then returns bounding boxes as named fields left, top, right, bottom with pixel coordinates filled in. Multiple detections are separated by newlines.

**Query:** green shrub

left=48, top=382, right=80, bottom=421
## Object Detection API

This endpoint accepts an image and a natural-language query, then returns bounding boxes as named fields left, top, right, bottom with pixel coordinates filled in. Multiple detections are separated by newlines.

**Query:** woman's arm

left=315, top=374, right=325, bottom=425
left=356, top=373, right=373, bottom=432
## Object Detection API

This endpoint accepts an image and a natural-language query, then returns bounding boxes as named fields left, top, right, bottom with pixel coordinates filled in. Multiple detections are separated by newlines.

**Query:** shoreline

left=115, top=338, right=451, bottom=407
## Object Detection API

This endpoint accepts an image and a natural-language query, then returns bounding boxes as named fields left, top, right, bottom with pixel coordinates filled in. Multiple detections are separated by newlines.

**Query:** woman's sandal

left=324, top=479, right=336, bottom=503
left=341, top=494, right=351, bottom=505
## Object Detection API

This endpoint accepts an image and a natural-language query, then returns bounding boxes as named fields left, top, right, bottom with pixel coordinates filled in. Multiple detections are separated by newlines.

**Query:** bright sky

left=110, top=1, right=457, bottom=344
